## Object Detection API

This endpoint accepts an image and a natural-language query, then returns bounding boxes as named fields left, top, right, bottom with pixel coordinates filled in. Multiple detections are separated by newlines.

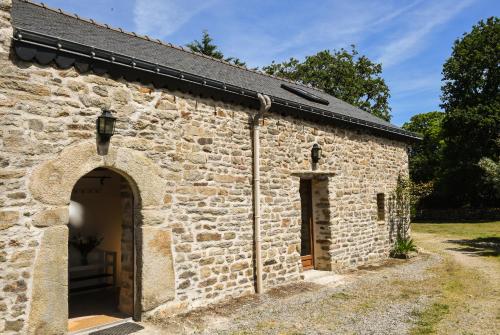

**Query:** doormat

left=89, top=322, right=144, bottom=335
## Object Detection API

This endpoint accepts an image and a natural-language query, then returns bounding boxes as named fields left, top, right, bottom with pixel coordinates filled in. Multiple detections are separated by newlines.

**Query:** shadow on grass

left=446, top=237, right=500, bottom=257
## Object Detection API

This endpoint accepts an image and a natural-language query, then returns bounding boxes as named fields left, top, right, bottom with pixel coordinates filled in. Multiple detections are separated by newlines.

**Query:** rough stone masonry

left=0, top=0, right=410, bottom=333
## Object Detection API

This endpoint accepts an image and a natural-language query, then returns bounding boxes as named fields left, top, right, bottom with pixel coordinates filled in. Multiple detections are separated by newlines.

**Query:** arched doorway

left=67, top=168, right=136, bottom=332
left=27, top=142, right=174, bottom=335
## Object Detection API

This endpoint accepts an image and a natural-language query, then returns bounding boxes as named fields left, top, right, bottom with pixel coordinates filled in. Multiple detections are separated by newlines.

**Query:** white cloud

left=376, top=0, right=475, bottom=68
left=220, top=1, right=423, bottom=68
left=132, top=0, right=473, bottom=73
left=133, top=0, right=218, bottom=38
left=228, top=0, right=473, bottom=70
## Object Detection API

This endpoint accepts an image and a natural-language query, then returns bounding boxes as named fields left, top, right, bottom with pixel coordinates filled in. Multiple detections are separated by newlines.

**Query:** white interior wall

left=69, top=169, right=123, bottom=285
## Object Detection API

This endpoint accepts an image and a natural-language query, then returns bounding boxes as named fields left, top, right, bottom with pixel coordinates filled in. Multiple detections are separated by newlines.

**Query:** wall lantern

left=96, top=109, right=116, bottom=142
left=311, top=143, right=322, bottom=164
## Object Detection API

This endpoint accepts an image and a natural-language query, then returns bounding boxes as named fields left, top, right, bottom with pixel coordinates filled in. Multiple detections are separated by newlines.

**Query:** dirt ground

left=137, top=225, right=499, bottom=335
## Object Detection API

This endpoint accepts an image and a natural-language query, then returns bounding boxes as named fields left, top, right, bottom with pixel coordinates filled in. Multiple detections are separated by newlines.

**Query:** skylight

left=280, top=84, right=330, bottom=105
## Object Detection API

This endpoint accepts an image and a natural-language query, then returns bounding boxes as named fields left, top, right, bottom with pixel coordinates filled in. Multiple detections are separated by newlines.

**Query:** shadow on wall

left=446, top=237, right=500, bottom=258
left=312, top=177, right=332, bottom=271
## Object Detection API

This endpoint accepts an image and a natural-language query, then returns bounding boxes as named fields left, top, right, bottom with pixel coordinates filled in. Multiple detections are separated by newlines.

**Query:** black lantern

left=96, top=109, right=116, bottom=142
left=311, top=143, right=322, bottom=164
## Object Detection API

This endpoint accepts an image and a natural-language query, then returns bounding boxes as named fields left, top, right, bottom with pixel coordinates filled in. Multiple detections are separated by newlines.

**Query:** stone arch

left=27, top=141, right=175, bottom=334
left=29, top=141, right=165, bottom=208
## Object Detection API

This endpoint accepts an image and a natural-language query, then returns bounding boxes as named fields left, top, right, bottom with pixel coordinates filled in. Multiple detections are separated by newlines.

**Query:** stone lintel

left=290, top=170, right=336, bottom=180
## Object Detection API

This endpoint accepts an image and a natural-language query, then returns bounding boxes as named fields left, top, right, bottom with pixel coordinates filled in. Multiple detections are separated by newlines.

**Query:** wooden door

left=299, top=179, right=314, bottom=270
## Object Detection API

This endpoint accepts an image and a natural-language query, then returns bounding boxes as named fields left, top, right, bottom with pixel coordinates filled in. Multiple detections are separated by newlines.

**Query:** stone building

left=0, top=0, right=419, bottom=333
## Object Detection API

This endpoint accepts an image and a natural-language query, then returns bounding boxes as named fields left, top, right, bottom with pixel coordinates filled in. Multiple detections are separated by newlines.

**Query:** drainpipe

left=253, top=93, right=271, bottom=294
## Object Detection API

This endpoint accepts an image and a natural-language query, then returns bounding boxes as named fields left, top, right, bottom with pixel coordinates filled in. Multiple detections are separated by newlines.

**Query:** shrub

left=390, top=237, right=417, bottom=259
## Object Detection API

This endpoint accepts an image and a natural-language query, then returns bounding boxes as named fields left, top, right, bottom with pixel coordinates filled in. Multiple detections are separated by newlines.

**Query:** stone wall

left=0, top=1, right=408, bottom=333
left=1, top=1, right=40, bottom=333
left=258, top=116, right=408, bottom=273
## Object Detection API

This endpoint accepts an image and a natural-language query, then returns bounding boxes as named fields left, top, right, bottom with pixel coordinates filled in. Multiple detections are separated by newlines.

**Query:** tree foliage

left=438, top=17, right=500, bottom=207
left=263, top=46, right=391, bottom=121
left=479, top=157, right=500, bottom=197
left=187, top=30, right=246, bottom=67
left=479, top=138, right=500, bottom=198
left=403, top=111, right=445, bottom=184
left=441, top=17, right=500, bottom=111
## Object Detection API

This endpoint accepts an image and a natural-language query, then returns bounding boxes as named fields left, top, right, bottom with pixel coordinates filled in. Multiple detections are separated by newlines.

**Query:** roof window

left=281, top=84, right=329, bottom=105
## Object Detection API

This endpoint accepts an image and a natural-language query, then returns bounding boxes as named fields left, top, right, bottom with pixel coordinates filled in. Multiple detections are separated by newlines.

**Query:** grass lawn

left=412, top=221, right=500, bottom=239
left=413, top=221, right=500, bottom=262
left=410, top=221, right=500, bottom=334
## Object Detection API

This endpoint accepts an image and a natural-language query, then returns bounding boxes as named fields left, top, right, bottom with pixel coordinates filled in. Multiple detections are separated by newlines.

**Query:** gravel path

left=146, top=253, right=441, bottom=335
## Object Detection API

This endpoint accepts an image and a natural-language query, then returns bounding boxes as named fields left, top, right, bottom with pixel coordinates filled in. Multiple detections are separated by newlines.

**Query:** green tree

left=224, top=57, right=246, bottom=67
left=439, top=17, right=500, bottom=207
left=263, top=46, right=391, bottom=121
left=441, top=17, right=500, bottom=111
left=187, top=30, right=246, bottom=67
left=479, top=157, right=500, bottom=197
left=403, top=111, right=445, bottom=184
left=479, top=138, right=500, bottom=197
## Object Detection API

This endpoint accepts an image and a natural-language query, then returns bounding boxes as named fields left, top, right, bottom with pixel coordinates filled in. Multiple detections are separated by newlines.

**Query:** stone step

left=303, top=270, right=344, bottom=286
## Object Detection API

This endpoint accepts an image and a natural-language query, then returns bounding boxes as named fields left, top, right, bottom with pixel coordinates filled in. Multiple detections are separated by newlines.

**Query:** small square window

left=377, top=193, right=385, bottom=221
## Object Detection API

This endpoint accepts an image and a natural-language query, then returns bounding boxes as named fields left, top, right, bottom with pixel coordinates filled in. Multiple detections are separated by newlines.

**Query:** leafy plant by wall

left=389, top=176, right=431, bottom=258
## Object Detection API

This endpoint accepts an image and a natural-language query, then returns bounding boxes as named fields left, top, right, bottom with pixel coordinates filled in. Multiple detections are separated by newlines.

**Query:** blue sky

left=41, top=0, right=498, bottom=126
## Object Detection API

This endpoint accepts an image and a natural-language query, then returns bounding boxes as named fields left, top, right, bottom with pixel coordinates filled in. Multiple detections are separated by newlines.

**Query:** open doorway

left=67, top=168, right=135, bottom=332
left=300, top=179, right=314, bottom=270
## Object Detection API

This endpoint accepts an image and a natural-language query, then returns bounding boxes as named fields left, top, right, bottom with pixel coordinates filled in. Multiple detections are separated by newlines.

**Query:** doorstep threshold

left=69, top=317, right=132, bottom=335
left=303, top=270, right=344, bottom=286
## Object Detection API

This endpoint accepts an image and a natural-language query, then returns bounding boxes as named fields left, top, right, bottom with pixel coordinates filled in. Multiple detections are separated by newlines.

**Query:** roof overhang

left=12, top=28, right=422, bottom=143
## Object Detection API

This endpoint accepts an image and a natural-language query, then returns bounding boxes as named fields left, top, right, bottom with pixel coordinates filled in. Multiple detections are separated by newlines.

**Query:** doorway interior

left=300, top=179, right=314, bottom=270
left=67, top=168, right=135, bottom=333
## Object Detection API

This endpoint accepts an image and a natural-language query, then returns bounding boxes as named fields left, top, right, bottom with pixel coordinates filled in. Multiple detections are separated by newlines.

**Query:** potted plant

left=69, top=234, right=103, bottom=265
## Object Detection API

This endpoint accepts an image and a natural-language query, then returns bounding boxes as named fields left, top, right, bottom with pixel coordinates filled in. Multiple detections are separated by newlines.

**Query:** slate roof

left=10, top=0, right=419, bottom=141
